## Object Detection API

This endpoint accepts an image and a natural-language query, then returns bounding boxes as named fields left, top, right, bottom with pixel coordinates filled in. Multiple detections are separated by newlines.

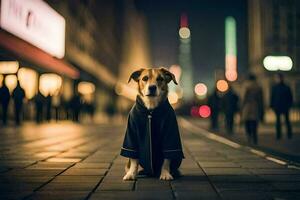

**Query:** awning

left=0, top=30, right=79, bottom=79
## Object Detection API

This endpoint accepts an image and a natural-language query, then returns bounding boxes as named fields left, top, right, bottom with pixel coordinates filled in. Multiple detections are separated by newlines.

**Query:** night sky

left=138, top=0, right=248, bottom=90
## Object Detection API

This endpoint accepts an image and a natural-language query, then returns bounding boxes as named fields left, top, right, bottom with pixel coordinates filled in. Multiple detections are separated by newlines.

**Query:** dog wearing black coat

left=120, top=67, right=184, bottom=181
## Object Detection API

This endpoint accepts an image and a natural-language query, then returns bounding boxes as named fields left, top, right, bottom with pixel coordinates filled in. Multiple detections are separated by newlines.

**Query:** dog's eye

left=157, top=76, right=164, bottom=82
left=142, top=76, right=148, bottom=81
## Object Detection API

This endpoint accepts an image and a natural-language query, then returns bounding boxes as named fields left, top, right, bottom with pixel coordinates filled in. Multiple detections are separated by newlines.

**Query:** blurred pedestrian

left=70, top=92, right=81, bottom=122
left=12, top=81, right=25, bottom=125
left=208, top=88, right=221, bottom=131
left=222, top=85, right=239, bottom=134
left=46, top=94, right=52, bottom=122
left=52, top=95, right=61, bottom=121
left=270, top=73, right=293, bottom=139
left=0, top=81, right=10, bottom=125
left=242, top=74, right=264, bottom=144
left=34, top=91, right=45, bottom=123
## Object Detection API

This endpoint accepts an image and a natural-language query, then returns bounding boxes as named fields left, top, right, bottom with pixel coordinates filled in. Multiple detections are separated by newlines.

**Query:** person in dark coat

left=222, top=86, right=239, bottom=134
left=120, top=96, right=184, bottom=177
left=242, top=74, right=264, bottom=144
left=34, top=91, right=45, bottom=123
left=270, top=73, right=293, bottom=139
left=0, top=81, right=10, bottom=125
left=46, top=94, right=52, bottom=122
left=12, top=81, right=25, bottom=125
left=208, top=88, right=221, bottom=130
left=70, top=93, right=81, bottom=122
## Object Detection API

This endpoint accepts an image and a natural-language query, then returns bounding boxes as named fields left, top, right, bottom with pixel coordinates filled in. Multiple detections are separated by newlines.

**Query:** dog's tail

left=125, top=159, right=130, bottom=173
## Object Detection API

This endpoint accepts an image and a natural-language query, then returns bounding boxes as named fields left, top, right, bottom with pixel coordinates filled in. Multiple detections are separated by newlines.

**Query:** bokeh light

left=39, top=73, right=62, bottom=96
left=5, top=74, right=17, bottom=93
left=18, top=68, right=38, bottom=99
left=194, top=83, right=207, bottom=96
left=190, top=106, right=199, bottom=117
left=179, top=27, right=191, bottom=39
left=168, top=91, right=179, bottom=104
left=216, top=79, right=229, bottom=92
left=199, top=105, right=211, bottom=118
left=169, top=65, right=182, bottom=83
left=78, top=81, right=95, bottom=95
left=225, top=70, right=238, bottom=82
left=263, top=56, right=293, bottom=71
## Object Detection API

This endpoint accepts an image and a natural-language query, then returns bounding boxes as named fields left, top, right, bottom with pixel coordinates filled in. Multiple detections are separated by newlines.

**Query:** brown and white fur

left=123, top=67, right=177, bottom=181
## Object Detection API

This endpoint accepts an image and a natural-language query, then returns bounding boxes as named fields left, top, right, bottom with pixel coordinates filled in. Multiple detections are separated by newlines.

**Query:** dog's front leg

left=160, top=159, right=174, bottom=180
left=123, top=158, right=138, bottom=180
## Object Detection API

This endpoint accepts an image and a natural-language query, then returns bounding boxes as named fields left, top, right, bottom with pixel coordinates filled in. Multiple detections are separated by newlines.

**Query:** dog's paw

left=160, top=170, right=174, bottom=180
left=123, top=172, right=136, bottom=181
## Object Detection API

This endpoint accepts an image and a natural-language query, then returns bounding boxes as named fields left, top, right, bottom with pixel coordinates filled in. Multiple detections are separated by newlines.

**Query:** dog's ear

left=160, top=68, right=178, bottom=85
left=128, top=69, right=144, bottom=83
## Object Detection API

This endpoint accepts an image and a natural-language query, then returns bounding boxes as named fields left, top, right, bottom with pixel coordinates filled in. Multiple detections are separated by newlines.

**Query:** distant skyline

left=138, top=0, right=248, bottom=90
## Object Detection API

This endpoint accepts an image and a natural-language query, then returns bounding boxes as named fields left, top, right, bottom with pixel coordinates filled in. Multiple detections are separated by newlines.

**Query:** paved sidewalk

left=0, top=121, right=300, bottom=199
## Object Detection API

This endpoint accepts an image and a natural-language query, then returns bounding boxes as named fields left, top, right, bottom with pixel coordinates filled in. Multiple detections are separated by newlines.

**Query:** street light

left=263, top=56, right=293, bottom=71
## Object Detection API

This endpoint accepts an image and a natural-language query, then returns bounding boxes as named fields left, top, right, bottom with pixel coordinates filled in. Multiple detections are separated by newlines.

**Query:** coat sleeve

left=162, top=109, right=184, bottom=159
left=120, top=113, right=139, bottom=159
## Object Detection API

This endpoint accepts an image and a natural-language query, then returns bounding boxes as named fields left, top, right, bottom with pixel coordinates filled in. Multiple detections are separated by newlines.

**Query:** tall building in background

left=179, top=13, right=194, bottom=101
left=248, top=0, right=300, bottom=106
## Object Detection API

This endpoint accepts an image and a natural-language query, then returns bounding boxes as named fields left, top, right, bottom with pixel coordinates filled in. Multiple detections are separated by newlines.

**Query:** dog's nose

left=148, top=85, right=157, bottom=93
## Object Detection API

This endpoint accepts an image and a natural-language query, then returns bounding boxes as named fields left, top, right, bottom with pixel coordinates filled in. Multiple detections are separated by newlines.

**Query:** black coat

left=271, top=83, right=293, bottom=113
left=120, top=96, right=184, bottom=176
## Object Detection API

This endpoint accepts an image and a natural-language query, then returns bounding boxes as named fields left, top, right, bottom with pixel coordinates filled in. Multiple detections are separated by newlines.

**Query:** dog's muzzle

left=146, top=85, right=157, bottom=97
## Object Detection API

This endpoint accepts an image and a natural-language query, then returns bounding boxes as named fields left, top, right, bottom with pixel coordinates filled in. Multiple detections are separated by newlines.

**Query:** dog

left=120, top=67, right=184, bottom=181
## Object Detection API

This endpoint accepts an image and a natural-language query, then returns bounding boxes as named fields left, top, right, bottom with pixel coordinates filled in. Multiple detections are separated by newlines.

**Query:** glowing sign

left=263, top=56, right=293, bottom=71
left=225, top=16, right=237, bottom=81
left=0, top=61, right=19, bottom=74
left=0, top=0, right=65, bottom=58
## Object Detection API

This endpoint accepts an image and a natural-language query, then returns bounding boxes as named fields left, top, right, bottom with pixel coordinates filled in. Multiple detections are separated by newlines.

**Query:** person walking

left=222, top=85, right=239, bottom=134
left=34, top=91, right=45, bottom=123
left=242, top=74, right=264, bottom=144
left=12, top=81, right=25, bottom=125
left=0, top=81, right=10, bottom=125
left=270, top=73, right=293, bottom=139
left=208, top=88, right=221, bottom=131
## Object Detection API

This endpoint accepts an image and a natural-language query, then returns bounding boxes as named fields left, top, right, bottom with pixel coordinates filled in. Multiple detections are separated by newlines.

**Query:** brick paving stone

left=90, top=191, right=173, bottom=200
left=219, top=191, right=273, bottom=200
left=1, top=122, right=300, bottom=200
left=26, top=191, right=89, bottom=200
left=61, top=168, right=107, bottom=176
left=208, top=175, right=265, bottom=183
left=213, top=182, right=274, bottom=191
left=72, top=162, right=111, bottom=169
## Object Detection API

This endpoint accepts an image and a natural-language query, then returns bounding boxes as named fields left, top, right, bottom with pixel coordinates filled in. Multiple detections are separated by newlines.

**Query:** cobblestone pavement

left=1, top=120, right=300, bottom=200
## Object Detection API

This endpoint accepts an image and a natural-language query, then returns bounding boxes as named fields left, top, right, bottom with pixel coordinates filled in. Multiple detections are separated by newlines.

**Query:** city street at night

left=0, top=0, right=300, bottom=199
left=1, top=120, right=300, bottom=200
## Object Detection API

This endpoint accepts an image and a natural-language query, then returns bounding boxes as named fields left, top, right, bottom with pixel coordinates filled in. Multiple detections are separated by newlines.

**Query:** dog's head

left=128, top=68, right=177, bottom=109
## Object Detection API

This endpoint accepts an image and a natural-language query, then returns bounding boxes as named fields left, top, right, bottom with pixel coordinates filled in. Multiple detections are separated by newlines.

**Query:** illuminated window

left=39, top=73, right=62, bottom=96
